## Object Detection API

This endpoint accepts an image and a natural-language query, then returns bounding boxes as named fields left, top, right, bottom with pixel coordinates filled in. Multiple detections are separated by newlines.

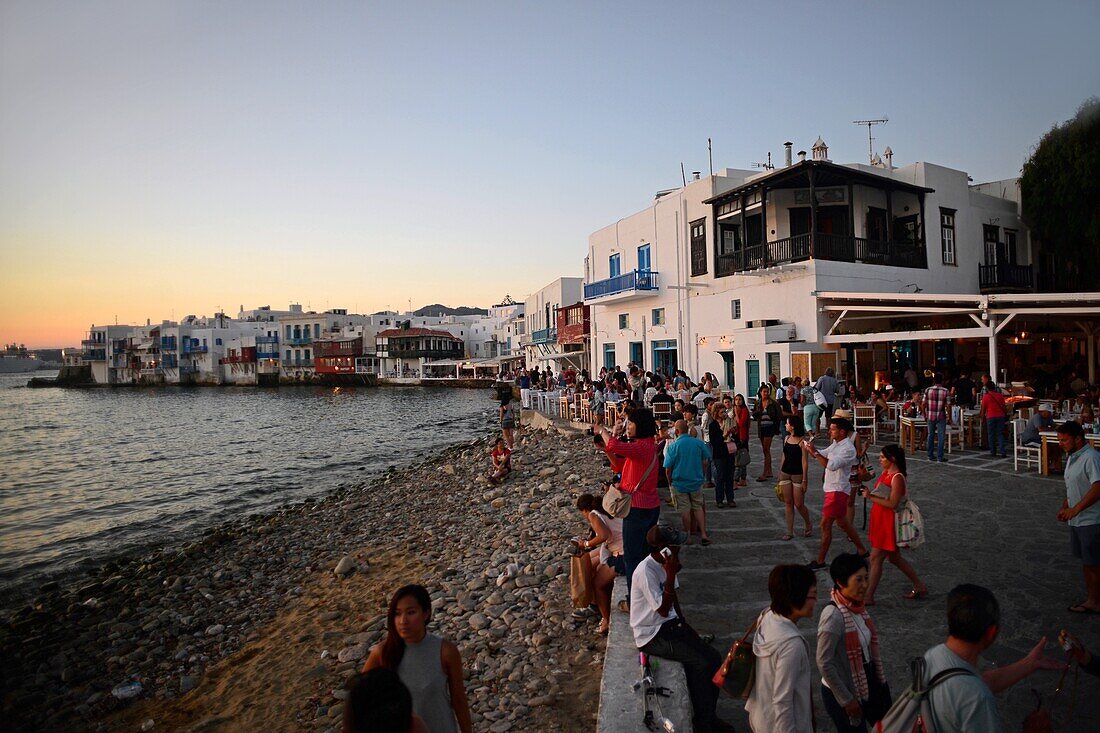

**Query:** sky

left=1, top=1, right=1097, bottom=347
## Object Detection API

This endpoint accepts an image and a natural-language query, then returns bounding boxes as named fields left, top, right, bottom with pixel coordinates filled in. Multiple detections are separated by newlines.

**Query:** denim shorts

left=1070, top=523, right=1100, bottom=565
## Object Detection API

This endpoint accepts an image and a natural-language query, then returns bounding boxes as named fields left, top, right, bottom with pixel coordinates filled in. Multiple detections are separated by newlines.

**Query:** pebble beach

left=1, top=421, right=606, bottom=732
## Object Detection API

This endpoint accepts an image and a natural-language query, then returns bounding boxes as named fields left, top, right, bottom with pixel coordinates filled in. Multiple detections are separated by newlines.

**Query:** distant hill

left=414, top=304, right=488, bottom=317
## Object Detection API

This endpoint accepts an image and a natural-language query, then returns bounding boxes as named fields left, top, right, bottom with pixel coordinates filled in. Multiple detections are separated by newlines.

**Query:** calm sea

left=0, top=373, right=495, bottom=602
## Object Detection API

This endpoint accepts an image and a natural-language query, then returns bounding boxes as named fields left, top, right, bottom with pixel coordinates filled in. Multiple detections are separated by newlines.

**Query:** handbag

left=724, top=440, right=737, bottom=454
left=774, top=482, right=785, bottom=503
left=895, top=496, right=925, bottom=549
left=863, top=662, right=893, bottom=725
left=813, top=387, right=828, bottom=409
left=735, top=447, right=751, bottom=468
left=569, top=553, right=595, bottom=608
left=602, top=454, right=659, bottom=518
left=712, top=615, right=760, bottom=698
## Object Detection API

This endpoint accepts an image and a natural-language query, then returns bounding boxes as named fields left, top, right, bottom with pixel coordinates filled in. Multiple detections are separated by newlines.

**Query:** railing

left=285, top=336, right=312, bottom=346
left=256, top=350, right=280, bottom=360
left=255, top=336, right=279, bottom=345
left=161, top=355, right=179, bottom=368
left=531, top=327, right=558, bottom=345
left=83, top=349, right=106, bottom=361
left=980, top=262, right=1033, bottom=292
left=1036, top=270, right=1078, bottom=293
left=179, top=365, right=198, bottom=375
left=286, top=359, right=314, bottom=368
left=716, top=233, right=926, bottom=276
left=584, top=269, right=660, bottom=300
left=160, top=338, right=177, bottom=350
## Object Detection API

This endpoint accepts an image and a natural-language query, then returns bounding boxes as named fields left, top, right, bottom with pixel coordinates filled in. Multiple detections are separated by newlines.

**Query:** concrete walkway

left=648, top=444, right=1100, bottom=730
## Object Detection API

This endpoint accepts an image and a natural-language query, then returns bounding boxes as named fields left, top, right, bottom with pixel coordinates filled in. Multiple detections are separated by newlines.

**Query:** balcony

left=378, top=349, right=462, bottom=359
left=285, top=336, right=312, bottom=346
left=530, top=327, right=558, bottom=345
left=715, top=232, right=926, bottom=277
left=583, top=269, right=660, bottom=303
left=182, top=343, right=208, bottom=354
left=285, top=359, right=314, bottom=368
left=980, top=262, right=1034, bottom=293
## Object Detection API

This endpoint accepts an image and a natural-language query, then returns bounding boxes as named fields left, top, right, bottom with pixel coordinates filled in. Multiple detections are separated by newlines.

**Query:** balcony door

left=867, top=208, right=889, bottom=242
left=983, top=225, right=1000, bottom=265
left=630, top=342, right=644, bottom=368
left=609, top=253, right=621, bottom=278
left=637, top=244, right=651, bottom=274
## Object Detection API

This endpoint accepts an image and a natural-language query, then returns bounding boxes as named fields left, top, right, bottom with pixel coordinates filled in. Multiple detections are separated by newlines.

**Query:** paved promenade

left=661, top=447, right=1100, bottom=731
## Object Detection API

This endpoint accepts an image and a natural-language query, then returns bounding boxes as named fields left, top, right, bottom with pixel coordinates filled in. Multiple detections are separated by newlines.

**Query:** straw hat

left=1038, top=402, right=1055, bottom=413
left=833, top=408, right=853, bottom=419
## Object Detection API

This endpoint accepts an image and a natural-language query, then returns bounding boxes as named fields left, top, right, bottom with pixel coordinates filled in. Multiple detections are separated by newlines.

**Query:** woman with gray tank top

left=363, top=585, right=472, bottom=733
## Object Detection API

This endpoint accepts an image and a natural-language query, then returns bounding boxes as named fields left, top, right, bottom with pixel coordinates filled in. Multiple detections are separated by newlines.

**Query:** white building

left=522, top=277, right=583, bottom=372
left=584, top=139, right=1035, bottom=393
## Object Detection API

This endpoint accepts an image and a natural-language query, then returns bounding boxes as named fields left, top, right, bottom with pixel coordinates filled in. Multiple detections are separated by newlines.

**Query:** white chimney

left=797, top=150, right=807, bottom=162
left=784, top=141, right=793, bottom=167
left=692, top=171, right=701, bottom=180
left=812, top=136, right=829, bottom=162
left=883, top=146, right=893, bottom=170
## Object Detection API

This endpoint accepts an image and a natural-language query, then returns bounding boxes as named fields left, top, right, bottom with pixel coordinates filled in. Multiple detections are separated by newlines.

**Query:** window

left=609, top=253, right=621, bottom=278
left=652, top=308, right=665, bottom=326
left=940, top=209, right=957, bottom=266
left=285, top=325, right=291, bottom=340
left=983, top=224, right=1000, bottom=265
left=690, top=218, right=707, bottom=276
left=1004, top=230, right=1018, bottom=264
left=566, top=307, right=583, bottom=326
left=638, top=244, right=651, bottom=272
left=731, top=299, right=741, bottom=319
left=721, top=224, right=741, bottom=255
left=618, top=314, right=629, bottom=330
left=215, top=338, right=222, bottom=346
left=285, top=350, right=291, bottom=361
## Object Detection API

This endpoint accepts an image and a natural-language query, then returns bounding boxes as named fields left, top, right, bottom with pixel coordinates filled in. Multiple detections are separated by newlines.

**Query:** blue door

left=603, top=343, right=616, bottom=370
left=609, top=253, right=621, bottom=279
left=637, top=244, right=651, bottom=273
left=746, top=359, right=760, bottom=394
left=630, top=342, right=644, bottom=368
left=652, top=340, right=677, bottom=375
left=720, top=353, right=735, bottom=391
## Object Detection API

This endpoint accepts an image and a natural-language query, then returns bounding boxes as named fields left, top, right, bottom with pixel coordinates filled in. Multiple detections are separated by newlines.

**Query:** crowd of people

left=336, top=361, right=1100, bottom=733
left=564, top=364, right=1100, bottom=733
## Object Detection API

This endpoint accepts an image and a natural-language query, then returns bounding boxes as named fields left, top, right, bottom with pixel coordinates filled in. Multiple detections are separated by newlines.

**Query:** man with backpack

left=879, top=584, right=1063, bottom=733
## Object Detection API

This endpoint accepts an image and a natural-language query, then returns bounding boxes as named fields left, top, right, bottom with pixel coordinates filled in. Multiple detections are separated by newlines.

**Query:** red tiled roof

left=376, top=327, right=461, bottom=340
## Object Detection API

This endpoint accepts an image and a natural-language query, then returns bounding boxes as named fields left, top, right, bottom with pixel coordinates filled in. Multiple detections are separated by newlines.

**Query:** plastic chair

left=945, top=406, right=965, bottom=454
left=1013, top=418, right=1041, bottom=472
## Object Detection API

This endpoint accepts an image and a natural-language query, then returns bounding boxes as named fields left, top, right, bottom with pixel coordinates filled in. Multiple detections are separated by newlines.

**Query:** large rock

left=334, top=556, right=356, bottom=576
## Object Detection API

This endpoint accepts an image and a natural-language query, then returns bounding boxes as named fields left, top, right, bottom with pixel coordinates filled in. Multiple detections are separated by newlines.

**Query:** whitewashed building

left=522, top=277, right=583, bottom=372
left=584, top=139, right=1035, bottom=393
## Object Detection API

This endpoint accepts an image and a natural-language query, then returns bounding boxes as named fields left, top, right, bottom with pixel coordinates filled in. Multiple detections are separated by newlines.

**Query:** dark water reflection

left=0, top=373, right=494, bottom=598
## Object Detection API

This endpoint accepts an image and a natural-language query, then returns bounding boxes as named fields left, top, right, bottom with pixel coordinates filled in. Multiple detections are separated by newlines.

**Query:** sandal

left=780, top=534, right=793, bottom=541
left=700, top=537, right=712, bottom=546
left=803, top=528, right=813, bottom=537
left=902, top=589, right=928, bottom=600
left=597, top=623, right=610, bottom=636
left=1067, top=604, right=1100, bottom=615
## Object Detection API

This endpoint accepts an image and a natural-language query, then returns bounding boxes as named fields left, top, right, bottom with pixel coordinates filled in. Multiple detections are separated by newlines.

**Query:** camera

left=660, top=547, right=673, bottom=559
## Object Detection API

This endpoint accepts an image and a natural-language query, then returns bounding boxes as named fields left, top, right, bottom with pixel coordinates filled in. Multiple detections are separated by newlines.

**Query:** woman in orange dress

left=860, top=444, right=927, bottom=605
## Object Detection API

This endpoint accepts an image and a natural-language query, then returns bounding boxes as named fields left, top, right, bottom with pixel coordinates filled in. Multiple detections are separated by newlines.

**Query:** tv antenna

left=852, top=117, right=888, bottom=163
left=751, top=152, right=774, bottom=170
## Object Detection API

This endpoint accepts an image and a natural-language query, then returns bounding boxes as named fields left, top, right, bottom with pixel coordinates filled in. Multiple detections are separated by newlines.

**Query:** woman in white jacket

left=746, top=564, right=818, bottom=733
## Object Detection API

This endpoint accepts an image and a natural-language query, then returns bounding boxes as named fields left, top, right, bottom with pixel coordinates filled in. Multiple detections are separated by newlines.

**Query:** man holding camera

left=804, top=417, right=869, bottom=571
left=630, top=524, right=733, bottom=733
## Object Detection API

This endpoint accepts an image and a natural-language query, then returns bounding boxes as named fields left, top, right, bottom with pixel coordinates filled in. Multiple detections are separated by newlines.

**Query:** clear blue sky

left=2, top=0, right=1097, bottom=346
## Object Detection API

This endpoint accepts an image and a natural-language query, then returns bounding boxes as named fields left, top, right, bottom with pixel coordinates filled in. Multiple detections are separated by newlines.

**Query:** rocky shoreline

left=1, top=422, right=608, bottom=732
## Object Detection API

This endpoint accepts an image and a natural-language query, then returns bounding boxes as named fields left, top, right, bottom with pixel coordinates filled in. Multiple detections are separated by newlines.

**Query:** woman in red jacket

left=597, top=408, right=661, bottom=604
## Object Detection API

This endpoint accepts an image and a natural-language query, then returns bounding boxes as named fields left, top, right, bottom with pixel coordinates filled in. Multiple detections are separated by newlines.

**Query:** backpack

left=874, top=657, right=974, bottom=733
left=895, top=495, right=925, bottom=549
left=813, top=387, right=828, bottom=409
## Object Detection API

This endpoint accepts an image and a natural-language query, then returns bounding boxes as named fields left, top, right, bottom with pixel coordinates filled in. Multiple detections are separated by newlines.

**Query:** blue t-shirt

left=662, top=435, right=710, bottom=492
left=923, top=643, right=1001, bottom=733
left=1064, top=445, right=1100, bottom=527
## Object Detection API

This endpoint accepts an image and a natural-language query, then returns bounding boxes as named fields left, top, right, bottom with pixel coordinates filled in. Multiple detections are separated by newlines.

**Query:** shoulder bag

left=602, top=453, right=659, bottom=518
left=712, top=613, right=761, bottom=698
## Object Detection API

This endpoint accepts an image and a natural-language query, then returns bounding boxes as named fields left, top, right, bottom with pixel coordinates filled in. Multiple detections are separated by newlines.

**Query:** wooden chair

left=853, top=405, right=877, bottom=445
left=652, top=402, right=673, bottom=420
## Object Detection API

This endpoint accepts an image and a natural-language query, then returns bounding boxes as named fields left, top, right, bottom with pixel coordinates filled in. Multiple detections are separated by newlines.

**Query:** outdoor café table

left=1039, top=430, right=1100, bottom=475
left=900, top=415, right=928, bottom=454
left=961, top=409, right=982, bottom=448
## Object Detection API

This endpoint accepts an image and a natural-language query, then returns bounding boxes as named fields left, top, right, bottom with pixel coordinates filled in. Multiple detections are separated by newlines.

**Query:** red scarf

left=830, top=587, right=885, bottom=701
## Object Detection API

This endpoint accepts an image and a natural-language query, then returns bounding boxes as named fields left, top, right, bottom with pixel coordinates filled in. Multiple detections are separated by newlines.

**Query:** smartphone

left=660, top=547, right=672, bottom=559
